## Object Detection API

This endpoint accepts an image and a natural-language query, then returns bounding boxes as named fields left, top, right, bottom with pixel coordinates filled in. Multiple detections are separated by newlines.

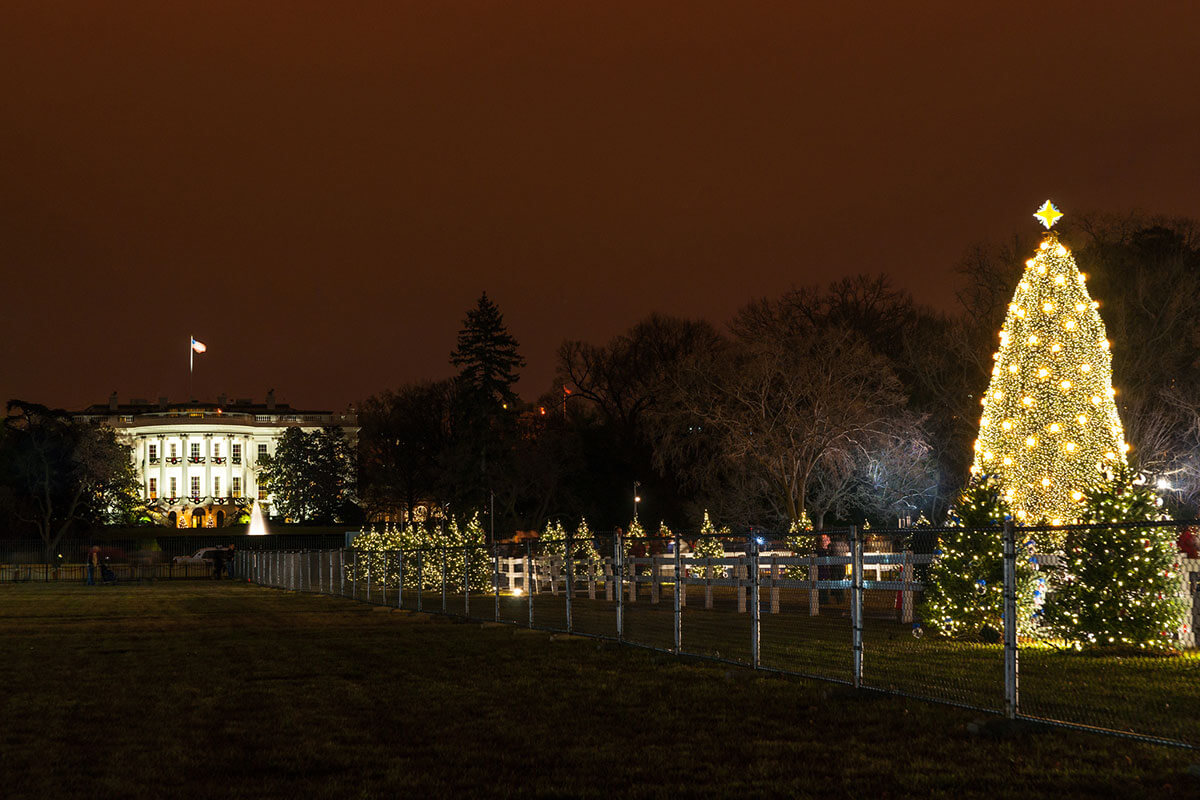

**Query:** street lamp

left=633, top=481, right=641, bottom=523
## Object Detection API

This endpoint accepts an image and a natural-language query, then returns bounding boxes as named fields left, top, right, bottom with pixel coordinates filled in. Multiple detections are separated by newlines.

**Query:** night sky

left=4, top=2, right=1199, bottom=412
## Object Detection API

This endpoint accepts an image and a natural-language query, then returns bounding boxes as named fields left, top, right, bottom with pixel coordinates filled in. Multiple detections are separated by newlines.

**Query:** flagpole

left=189, top=335, right=193, bottom=401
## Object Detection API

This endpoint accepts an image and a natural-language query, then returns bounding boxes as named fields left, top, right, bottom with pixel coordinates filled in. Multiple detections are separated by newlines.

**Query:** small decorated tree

left=785, top=510, right=814, bottom=579
left=921, top=476, right=1037, bottom=640
left=1043, top=468, right=1186, bottom=650
left=540, top=519, right=569, bottom=559
left=692, top=510, right=727, bottom=579
left=573, top=517, right=603, bottom=581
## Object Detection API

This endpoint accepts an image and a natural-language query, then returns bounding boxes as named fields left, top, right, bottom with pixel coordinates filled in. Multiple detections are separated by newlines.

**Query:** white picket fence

left=498, top=549, right=933, bottom=622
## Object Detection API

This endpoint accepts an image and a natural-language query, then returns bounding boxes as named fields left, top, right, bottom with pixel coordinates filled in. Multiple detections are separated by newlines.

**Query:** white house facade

left=75, top=392, right=358, bottom=528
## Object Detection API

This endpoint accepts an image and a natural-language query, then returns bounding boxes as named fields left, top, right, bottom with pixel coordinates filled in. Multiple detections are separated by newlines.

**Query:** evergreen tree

left=692, top=510, right=727, bottom=579
left=972, top=202, right=1129, bottom=524
left=540, top=519, right=569, bottom=559
left=258, top=427, right=357, bottom=523
left=785, top=510, right=814, bottom=579
left=439, top=512, right=491, bottom=591
left=447, top=292, right=526, bottom=512
left=574, top=517, right=602, bottom=569
left=450, top=291, right=526, bottom=409
left=1043, top=468, right=1186, bottom=650
left=921, top=476, right=1038, bottom=639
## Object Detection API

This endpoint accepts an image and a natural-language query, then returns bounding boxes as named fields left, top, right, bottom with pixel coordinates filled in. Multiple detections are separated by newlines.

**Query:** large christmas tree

left=972, top=201, right=1129, bottom=524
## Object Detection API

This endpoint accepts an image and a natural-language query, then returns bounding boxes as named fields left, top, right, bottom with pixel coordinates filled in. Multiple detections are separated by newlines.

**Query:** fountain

left=248, top=501, right=269, bottom=536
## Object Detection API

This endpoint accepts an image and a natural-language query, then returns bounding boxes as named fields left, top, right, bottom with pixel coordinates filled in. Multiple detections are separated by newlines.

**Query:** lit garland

left=972, top=201, right=1128, bottom=524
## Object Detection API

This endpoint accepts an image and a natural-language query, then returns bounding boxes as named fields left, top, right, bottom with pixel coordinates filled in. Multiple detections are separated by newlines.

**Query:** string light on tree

left=971, top=201, right=1129, bottom=523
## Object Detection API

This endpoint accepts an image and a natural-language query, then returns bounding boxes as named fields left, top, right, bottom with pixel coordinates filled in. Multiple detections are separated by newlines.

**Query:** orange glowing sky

left=3, top=2, right=1199, bottom=410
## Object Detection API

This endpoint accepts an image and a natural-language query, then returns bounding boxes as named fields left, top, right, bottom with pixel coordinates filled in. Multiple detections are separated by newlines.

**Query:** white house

left=74, top=391, right=358, bottom=528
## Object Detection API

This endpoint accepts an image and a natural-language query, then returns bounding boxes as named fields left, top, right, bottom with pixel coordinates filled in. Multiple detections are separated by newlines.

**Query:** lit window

left=232, top=477, right=241, bottom=498
left=190, top=476, right=200, bottom=497
left=148, top=444, right=158, bottom=461
left=190, top=442, right=200, bottom=459
left=258, top=484, right=268, bottom=501
left=170, top=477, right=177, bottom=497
left=148, top=478, right=157, bottom=499
left=232, top=443, right=242, bottom=463
left=213, top=477, right=221, bottom=497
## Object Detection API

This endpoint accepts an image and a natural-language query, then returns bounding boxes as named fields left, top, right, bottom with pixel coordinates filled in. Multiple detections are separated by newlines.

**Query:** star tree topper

left=1034, top=200, right=1063, bottom=230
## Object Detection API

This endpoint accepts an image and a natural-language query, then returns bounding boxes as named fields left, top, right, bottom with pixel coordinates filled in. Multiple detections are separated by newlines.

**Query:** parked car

left=172, top=547, right=226, bottom=566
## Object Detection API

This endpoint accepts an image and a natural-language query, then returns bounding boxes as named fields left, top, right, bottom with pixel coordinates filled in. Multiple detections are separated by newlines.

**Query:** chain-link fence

left=236, top=523, right=1200, bottom=749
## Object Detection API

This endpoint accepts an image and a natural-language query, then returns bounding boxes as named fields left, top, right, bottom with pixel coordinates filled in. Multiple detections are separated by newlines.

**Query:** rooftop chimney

left=266, top=389, right=276, bottom=410
left=108, top=391, right=118, bottom=412
left=217, top=393, right=228, bottom=406
left=158, top=396, right=168, bottom=409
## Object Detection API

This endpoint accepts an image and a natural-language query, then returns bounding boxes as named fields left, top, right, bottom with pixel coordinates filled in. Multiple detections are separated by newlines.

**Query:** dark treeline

left=360, top=215, right=1200, bottom=534
left=4, top=215, right=1200, bottom=543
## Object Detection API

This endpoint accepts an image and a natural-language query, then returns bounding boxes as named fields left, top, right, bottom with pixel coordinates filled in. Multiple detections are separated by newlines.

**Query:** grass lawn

left=1, top=582, right=1197, bottom=799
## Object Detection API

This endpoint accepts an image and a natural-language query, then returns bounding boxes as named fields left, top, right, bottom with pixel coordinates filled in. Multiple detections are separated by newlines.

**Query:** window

left=170, top=443, right=178, bottom=458
left=148, top=478, right=157, bottom=499
left=170, top=477, right=177, bottom=497
left=257, top=484, right=267, bottom=501
left=190, top=442, right=200, bottom=459
left=232, top=443, right=241, bottom=464
left=213, top=476, right=221, bottom=497
left=148, top=443, right=158, bottom=461
left=213, top=443, right=221, bottom=458
left=190, top=476, right=200, bottom=498
left=232, top=477, right=241, bottom=498
left=257, top=443, right=268, bottom=459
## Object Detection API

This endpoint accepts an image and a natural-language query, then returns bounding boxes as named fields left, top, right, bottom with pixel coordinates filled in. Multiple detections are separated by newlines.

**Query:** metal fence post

left=416, top=550, right=424, bottom=612
left=851, top=525, right=863, bottom=689
left=565, top=532, right=574, bottom=633
left=493, top=544, right=501, bottom=622
left=673, top=530, right=682, bottom=655
left=615, top=531, right=624, bottom=641
left=366, top=551, right=372, bottom=604
left=340, top=549, right=346, bottom=596
left=526, top=541, right=534, bottom=628
left=397, top=549, right=404, bottom=609
left=750, top=534, right=760, bottom=669
left=464, top=545, right=471, bottom=619
left=441, top=546, right=448, bottom=614
left=1003, top=519, right=1019, bottom=719
left=352, top=550, right=358, bottom=601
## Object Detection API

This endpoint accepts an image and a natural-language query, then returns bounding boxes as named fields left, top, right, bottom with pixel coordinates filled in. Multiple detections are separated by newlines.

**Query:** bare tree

left=654, top=323, right=929, bottom=529
left=1, top=401, right=139, bottom=558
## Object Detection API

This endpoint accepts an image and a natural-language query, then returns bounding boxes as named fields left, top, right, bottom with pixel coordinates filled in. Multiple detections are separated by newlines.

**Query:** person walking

left=211, top=547, right=225, bottom=580
left=87, top=546, right=100, bottom=586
